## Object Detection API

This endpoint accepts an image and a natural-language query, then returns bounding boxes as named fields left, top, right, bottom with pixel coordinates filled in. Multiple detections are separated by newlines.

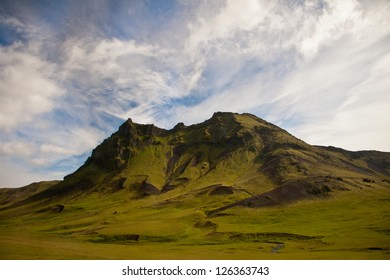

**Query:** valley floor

left=0, top=185, right=389, bottom=260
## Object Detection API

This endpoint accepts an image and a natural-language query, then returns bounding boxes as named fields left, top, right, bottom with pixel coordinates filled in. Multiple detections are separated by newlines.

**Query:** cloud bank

left=0, top=0, right=389, bottom=187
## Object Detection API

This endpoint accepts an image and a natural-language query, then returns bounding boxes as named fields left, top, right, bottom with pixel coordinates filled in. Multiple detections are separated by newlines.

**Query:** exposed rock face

left=131, top=180, right=160, bottom=198
left=85, top=118, right=168, bottom=171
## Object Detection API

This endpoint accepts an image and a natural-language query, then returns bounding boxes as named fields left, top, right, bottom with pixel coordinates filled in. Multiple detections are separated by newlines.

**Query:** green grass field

left=0, top=182, right=388, bottom=259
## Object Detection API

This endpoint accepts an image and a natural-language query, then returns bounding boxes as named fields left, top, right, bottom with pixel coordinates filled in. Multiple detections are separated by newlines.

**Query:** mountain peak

left=26, top=112, right=390, bottom=210
left=211, top=111, right=235, bottom=118
left=172, top=122, right=186, bottom=131
left=208, top=112, right=273, bottom=128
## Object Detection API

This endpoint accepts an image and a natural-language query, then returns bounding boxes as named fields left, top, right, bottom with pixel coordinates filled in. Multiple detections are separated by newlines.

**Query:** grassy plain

left=0, top=182, right=388, bottom=259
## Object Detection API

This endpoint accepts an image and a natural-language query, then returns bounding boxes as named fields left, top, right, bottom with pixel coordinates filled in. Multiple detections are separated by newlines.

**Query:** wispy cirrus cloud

left=0, top=0, right=389, bottom=187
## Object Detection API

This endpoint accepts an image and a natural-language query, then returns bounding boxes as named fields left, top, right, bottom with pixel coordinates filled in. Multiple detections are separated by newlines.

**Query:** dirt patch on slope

left=131, top=179, right=160, bottom=198
left=209, top=186, right=234, bottom=195
left=37, top=204, right=65, bottom=213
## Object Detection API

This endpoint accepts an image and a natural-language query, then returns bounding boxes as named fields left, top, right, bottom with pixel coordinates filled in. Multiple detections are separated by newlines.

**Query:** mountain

left=6, top=112, right=389, bottom=209
left=1, top=112, right=389, bottom=259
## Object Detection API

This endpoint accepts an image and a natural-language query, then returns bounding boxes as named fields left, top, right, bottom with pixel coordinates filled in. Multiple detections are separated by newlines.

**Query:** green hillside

left=0, top=112, right=389, bottom=259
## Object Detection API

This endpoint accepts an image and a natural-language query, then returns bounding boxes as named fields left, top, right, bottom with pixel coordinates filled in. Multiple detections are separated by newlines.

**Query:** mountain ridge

left=2, top=112, right=389, bottom=212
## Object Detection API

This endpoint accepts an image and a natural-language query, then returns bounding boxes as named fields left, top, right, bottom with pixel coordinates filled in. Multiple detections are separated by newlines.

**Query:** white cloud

left=30, top=158, right=47, bottom=166
left=0, top=14, right=38, bottom=38
left=61, top=38, right=179, bottom=119
left=0, top=141, right=35, bottom=157
left=270, top=2, right=390, bottom=150
left=0, top=160, right=63, bottom=188
left=0, top=15, right=25, bottom=31
left=186, top=0, right=269, bottom=53
left=0, top=45, right=64, bottom=130
left=39, top=144, right=74, bottom=155
left=35, top=124, right=106, bottom=159
left=63, top=38, right=155, bottom=77
left=298, top=0, right=365, bottom=58
left=68, top=127, right=106, bottom=154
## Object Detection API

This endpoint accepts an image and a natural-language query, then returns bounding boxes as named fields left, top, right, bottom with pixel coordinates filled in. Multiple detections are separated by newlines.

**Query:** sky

left=0, top=0, right=389, bottom=187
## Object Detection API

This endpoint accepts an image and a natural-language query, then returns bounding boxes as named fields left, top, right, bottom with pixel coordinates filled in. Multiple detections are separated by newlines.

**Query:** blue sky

left=0, top=0, right=389, bottom=187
